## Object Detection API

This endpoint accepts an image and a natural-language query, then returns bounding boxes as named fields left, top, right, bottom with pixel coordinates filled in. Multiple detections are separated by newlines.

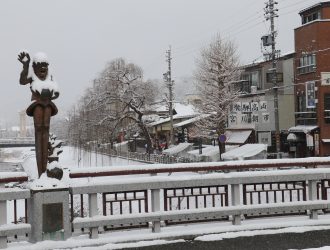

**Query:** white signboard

left=258, top=132, right=272, bottom=146
left=321, top=72, right=330, bottom=85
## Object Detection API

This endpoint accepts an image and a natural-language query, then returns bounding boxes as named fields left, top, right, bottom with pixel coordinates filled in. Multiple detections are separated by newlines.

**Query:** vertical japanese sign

left=306, top=81, right=315, bottom=108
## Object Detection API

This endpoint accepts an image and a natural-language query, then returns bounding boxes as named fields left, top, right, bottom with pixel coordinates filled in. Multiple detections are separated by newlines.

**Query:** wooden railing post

left=88, top=193, right=99, bottom=238
left=231, top=184, right=241, bottom=225
left=0, top=200, right=7, bottom=248
left=308, top=180, right=318, bottom=219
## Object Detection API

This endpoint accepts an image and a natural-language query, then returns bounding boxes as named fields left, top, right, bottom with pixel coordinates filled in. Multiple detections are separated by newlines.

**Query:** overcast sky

left=0, top=0, right=321, bottom=126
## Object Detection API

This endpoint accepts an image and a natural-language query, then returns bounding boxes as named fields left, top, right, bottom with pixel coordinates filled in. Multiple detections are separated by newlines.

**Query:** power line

left=144, top=0, right=318, bottom=78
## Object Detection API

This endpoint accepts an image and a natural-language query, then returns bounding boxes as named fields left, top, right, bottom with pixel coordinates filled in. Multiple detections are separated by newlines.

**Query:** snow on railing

left=69, top=157, right=330, bottom=178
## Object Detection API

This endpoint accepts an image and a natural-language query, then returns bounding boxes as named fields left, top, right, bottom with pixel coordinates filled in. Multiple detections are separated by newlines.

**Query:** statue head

left=32, top=52, right=49, bottom=81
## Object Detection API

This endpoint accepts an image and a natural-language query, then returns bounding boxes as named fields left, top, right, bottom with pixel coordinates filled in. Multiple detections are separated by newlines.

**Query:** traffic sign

left=219, top=134, right=227, bottom=143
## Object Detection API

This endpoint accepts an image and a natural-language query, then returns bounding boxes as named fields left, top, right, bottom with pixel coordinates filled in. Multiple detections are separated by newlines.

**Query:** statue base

left=27, top=187, right=71, bottom=242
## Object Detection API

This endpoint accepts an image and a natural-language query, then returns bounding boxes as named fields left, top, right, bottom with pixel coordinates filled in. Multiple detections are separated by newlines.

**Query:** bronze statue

left=18, top=51, right=59, bottom=177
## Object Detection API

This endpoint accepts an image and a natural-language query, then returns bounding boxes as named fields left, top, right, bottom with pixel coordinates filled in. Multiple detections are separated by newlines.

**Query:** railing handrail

left=69, top=157, right=330, bottom=179
left=0, top=187, right=30, bottom=200
left=0, top=172, right=28, bottom=184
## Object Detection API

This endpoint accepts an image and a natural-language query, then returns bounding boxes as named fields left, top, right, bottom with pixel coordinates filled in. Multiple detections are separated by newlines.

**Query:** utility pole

left=164, top=46, right=175, bottom=145
left=263, top=0, right=280, bottom=156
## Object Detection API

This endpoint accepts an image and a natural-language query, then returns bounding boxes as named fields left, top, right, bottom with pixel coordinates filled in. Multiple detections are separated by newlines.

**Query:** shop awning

left=225, top=130, right=252, bottom=144
left=322, top=139, right=330, bottom=143
left=288, top=125, right=318, bottom=134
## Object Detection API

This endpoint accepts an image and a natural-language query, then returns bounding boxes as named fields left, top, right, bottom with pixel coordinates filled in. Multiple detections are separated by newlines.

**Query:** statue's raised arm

left=18, top=51, right=32, bottom=85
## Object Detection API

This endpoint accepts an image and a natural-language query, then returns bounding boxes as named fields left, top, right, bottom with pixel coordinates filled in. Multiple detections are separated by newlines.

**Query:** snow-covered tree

left=67, top=58, right=159, bottom=153
left=194, top=34, right=241, bottom=156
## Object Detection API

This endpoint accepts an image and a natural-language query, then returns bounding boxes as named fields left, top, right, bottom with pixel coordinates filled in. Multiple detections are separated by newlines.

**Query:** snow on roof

left=187, top=145, right=217, bottom=156
left=288, top=125, right=318, bottom=134
left=173, top=114, right=210, bottom=128
left=221, top=144, right=267, bottom=161
left=187, top=145, right=238, bottom=160
left=174, top=103, right=198, bottom=116
left=225, top=130, right=252, bottom=144
left=148, top=103, right=199, bottom=126
left=147, top=114, right=198, bottom=127
left=163, top=143, right=193, bottom=155
left=113, top=140, right=131, bottom=148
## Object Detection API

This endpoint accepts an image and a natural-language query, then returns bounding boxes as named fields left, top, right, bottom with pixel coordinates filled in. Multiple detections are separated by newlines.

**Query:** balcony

left=295, top=111, right=317, bottom=125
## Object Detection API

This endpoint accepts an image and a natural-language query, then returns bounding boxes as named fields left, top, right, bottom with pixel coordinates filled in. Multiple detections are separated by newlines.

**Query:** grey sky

left=0, top=0, right=320, bottom=126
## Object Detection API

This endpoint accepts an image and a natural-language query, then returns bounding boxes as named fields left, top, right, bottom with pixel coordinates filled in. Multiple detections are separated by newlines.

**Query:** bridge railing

left=70, top=159, right=330, bottom=238
left=0, top=187, right=31, bottom=248
left=3, top=159, right=330, bottom=247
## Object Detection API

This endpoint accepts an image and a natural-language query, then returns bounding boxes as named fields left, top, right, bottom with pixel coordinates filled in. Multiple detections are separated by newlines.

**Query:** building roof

left=299, top=1, right=330, bottom=15
left=221, top=144, right=267, bottom=161
left=225, top=129, right=253, bottom=144
left=163, top=143, right=193, bottom=155
left=288, top=125, right=319, bottom=133
left=241, top=51, right=295, bottom=69
left=147, top=103, right=199, bottom=127
left=173, top=114, right=210, bottom=128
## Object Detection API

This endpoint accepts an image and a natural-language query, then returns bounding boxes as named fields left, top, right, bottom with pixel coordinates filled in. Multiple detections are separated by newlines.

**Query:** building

left=147, top=103, right=199, bottom=147
left=289, top=1, right=330, bottom=156
left=228, top=52, right=295, bottom=153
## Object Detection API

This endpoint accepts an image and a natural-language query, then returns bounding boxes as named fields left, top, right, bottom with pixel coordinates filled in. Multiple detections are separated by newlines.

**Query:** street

left=126, top=229, right=330, bottom=250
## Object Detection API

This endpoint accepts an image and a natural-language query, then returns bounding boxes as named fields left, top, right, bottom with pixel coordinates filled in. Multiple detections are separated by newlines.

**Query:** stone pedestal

left=27, top=187, right=71, bottom=242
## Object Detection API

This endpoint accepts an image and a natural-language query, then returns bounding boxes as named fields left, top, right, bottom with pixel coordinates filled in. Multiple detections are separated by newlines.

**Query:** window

left=240, top=71, right=261, bottom=92
left=297, top=95, right=306, bottom=113
left=324, top=94, right=330, bottom=123
left=251, top=71, right=261, bottom=89
left=302, top=11, right=320, bottom=24
left=324, top=94, right=330, bottom=110
left=297, top=54, right=316, bottom=74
